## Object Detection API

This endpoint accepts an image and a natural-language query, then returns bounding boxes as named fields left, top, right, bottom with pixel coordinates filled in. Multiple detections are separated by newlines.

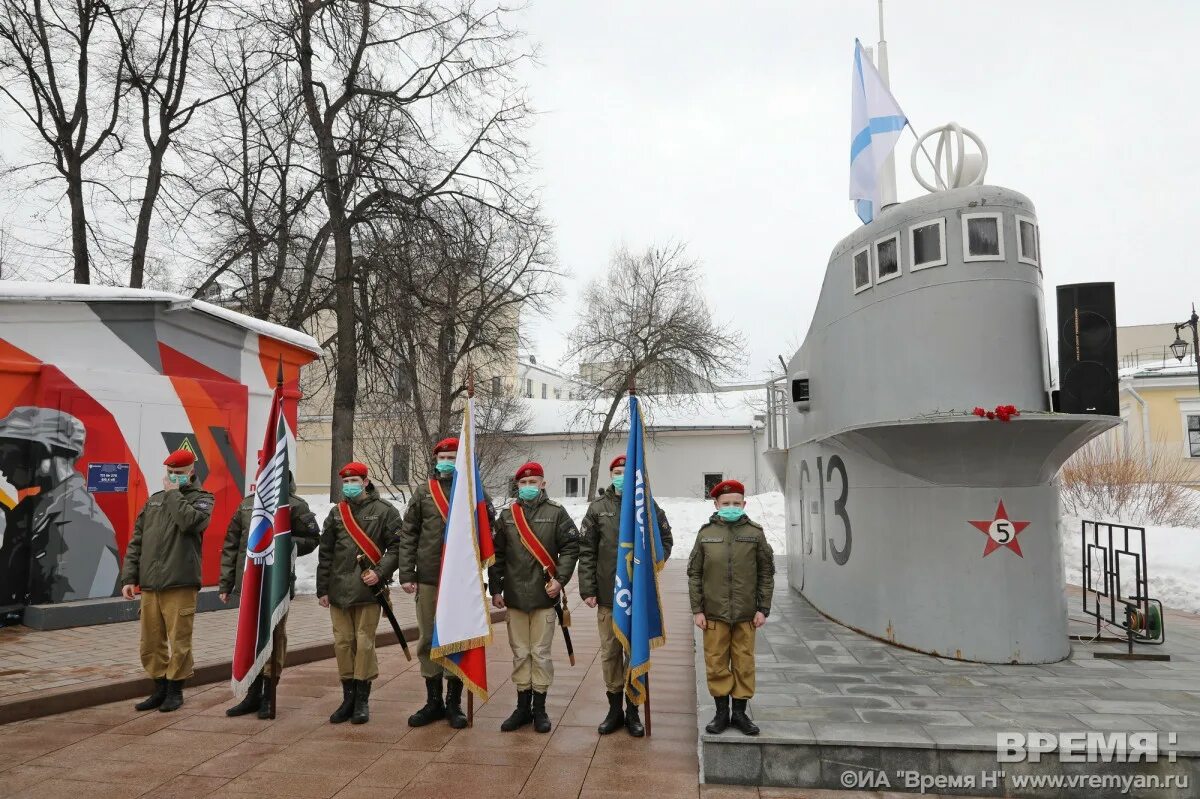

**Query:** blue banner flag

left=613, top=393, right=667, bottom=704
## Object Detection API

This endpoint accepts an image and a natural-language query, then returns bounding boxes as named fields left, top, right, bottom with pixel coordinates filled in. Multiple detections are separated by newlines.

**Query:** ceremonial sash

left=511, top=503, right=556, bottom=578
left=338, top=501, right=382, bottom=565
left=429, top=479, right=449, bottom=522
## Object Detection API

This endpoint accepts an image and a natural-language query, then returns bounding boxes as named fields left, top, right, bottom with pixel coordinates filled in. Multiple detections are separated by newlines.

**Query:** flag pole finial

left=627, top=374, right=636, bottom=397
left=276, top=356, right=284, bottom=387
left=467, top=365, right=475, bottom=399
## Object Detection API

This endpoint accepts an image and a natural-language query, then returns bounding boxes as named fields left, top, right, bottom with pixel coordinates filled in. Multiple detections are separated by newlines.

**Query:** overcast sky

left=515, top=0, right=1198, bottom=381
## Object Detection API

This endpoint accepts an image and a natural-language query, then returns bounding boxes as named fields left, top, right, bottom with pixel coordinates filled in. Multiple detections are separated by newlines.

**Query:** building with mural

left=0, top=283, right=320, bottom=619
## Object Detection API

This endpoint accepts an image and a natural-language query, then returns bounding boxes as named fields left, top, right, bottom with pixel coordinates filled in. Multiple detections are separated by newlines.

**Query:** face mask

left=169, top=473, right=190, bottom=486
left=717, top=507, right=745, bottom=523
left=611, top=475, right=625, bottom=493
left=435, top=462, right=455, bottom=475
left=517, top=486, right=540, bottom=502
left=342, top=483, right=364, bottom=499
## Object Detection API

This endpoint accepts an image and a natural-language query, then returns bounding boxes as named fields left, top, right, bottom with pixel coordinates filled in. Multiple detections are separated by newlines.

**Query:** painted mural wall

left=0, top=296, right=316, bottom=612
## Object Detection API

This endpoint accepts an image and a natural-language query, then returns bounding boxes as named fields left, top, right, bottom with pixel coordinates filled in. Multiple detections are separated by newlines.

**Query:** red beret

left=433, top=437, right=459, bottom=454
left=609, top=455, right=626, bottom=470
left=339, top=461, right=369, bottom=478
left=163, top=449, right=196, bottom=468
left=514, top=462, right=544, bottom=480
left=710, top=479, right=746, bottom=499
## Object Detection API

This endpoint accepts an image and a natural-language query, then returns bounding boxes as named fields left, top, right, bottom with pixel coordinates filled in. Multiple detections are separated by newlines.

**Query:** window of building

left=492, top=375, right=502, bottom=395
left=1188, top=415, right=1200, bottom=458
left=909, top=218, right=947, bottom=270
left=874, top=232, right=901, bottom=284
left=567, top=391, right=574, bottom=400
left=852, top=245, right=871, bottom=294
left=391, top=444, right=410, bottom=485
left=565, top=476, right=587, bottom=498
left=541, top=383, right=548, bottom=399
left=1016, top=215, right=1039, bottom=267
left=703, top=473, right=723, bottom=499
left=554, top=388, right=561, bottom=399
left=525, top=378, right=533, bottom=398
left=962, top=213, right=1004, bottom=261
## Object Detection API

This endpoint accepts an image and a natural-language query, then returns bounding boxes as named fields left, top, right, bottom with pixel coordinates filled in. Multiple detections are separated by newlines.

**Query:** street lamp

left=1171, top=304, right=1200, bottom=394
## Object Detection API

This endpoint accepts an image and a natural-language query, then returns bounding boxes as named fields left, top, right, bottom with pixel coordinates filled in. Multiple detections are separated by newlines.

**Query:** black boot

left=444, top=678, right=468, bottom=729
left=158, top=680, right=185, bottom=713
left=226, top=675, right=264, bottom=717
left=329, top=680, right=356, bottom=724
left=500, top=689, right=533, bottom=732
left=134, top=678, right=168, bottom=711
left=597, top=691, right=624, bottom=735
left=730, top=698, right=759, bottom=736
left=531, top=691, right=551, bottom=734
left=257, top=677, right=277, bottom=720
left=408, top=676, right=446, bottom=727
left=705, top=695, right=730, bottom=734
left=351, top=680, right=371, bottom=724
left=625, top=696, right=645, bottom=737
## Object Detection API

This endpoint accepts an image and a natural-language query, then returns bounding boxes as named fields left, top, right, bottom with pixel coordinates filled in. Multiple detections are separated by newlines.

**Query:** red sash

left=511, top=503, right=556, bottom=578
left=338, top=501, right=382, bottom=565
left=429, top=479, right=449, bottom=522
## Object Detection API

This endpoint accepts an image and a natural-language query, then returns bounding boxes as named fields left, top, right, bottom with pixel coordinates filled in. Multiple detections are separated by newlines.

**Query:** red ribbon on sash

left=338, top=501, right=382, bottom=565
left=429, top=479, right=449, bottom=522
left=511, top=503, right=556, bottom=578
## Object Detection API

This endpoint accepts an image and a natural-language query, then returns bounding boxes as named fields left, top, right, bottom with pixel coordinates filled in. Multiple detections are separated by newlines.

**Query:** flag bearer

left=220, top=474, right=322, bottom=719
left=121, top=449, right=215, bottom=713
left=316, top=462, right=401, bottom=725
left=398, top=437, right=496, bottom=730
left=489, top=462, right=580, bottom=734
left=578, top=454, right=673, bottom=737
left=687, top=479, right=774, bottom=737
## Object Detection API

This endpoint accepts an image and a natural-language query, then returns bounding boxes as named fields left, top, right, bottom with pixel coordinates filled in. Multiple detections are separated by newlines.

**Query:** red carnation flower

left=973, top=407, right=987, bottom=417
left=986, top=411, right=996, bottom=420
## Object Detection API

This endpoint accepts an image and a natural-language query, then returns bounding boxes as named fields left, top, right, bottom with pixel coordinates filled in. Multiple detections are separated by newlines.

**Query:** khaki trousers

left=330, top=602, right=382, bottom=681
left=596, top=606, right=627, bottom=693
left=139, top=587, right=199, bottom=681
left=265, top=613, right=288, bottom=678
left=703, top=620, right=756, bottom=699
left=507, top=606, right=556, bottom=692
left=414, top=583, right=447, bottom=679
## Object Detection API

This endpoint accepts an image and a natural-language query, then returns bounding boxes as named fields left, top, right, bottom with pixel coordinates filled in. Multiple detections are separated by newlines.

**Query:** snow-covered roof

left=1120, top=358, right=1200, bottom=380
left=517, top=389, right=765, bottom=435
left=0, top=281, right=321, bottom=355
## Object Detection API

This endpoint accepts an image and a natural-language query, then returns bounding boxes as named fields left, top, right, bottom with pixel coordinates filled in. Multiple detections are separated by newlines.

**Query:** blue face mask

left=611, top=475, right=625, bottom=493
left=517, top=486, right=540, bottom=502
left=342, top=483, right=364, bottom=499
left=168, top=473, right=189, bottom=486
left=717, top=506, right=745, bottom=523
left=435, top=461, right=455, bottom=475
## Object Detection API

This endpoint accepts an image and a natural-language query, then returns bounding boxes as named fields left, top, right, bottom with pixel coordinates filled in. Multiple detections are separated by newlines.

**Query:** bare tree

left=0, top=0, right=126, bottom=283
left=0, top=222, right=20, bottom=279
left=565, top=243, right=745, bottom=499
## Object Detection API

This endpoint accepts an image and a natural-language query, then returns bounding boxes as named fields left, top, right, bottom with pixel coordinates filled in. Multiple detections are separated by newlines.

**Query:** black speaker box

left=1056, top=282, right=1118, bottom=416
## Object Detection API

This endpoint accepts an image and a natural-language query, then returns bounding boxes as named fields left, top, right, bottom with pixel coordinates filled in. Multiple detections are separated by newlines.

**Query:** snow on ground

left=294, top=491, right=1200, bottom=615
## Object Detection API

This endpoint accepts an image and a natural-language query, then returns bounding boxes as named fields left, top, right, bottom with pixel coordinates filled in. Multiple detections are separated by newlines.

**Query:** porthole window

left=1016, top=215, right=1039, bottom=267
left=874, top=232, right=901, bottom=284
left=962, top=212, right=1005, bottom=262
left=852, top=245, right=872, bottom=293
left=909, top=218, right=947, bottom=270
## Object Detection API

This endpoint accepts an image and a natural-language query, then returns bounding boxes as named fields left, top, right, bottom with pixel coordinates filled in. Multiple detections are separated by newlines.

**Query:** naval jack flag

left=849, top=38, right=908, bottom=224
left=613, top=393, right=667, bottom=706
left=430, top=396, right=494, bottom=699
left=231, top=374, right=293, bottom=697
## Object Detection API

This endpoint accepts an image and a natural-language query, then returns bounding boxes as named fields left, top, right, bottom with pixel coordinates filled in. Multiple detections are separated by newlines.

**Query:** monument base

left=21, top=587, right=236, bottom=630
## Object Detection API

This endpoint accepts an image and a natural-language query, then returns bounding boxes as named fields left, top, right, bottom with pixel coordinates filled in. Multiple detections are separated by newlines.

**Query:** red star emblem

left=968, top=501, right=1030, bottom=557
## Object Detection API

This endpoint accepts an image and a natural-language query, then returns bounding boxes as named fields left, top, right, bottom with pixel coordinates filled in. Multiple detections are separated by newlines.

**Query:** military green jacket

left=397, top=476, right=496, bottom=586
left=219, top=493, right=321, bottom=596
left=316, top=484, right=401, bottom=608
left=120, top=480, right=215, bottom=592
left=686, top=513, right=775, bottom=624
left=577, top=485, right=673, bottom=607
left=488, top=491, right=580, bottom=613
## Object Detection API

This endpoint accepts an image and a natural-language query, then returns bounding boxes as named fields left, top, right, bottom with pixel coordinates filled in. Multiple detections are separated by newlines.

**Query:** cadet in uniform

left=687, top=479, right=774, bottom=736
left=578, top=454, right=673, bottom=737
left=489, top=462, right=579, bottom=734
left=316, top=461, right=401, bottom=725
left=398, top=437, right=496, bottom=729
left=220, top=474, right=321, bottom=719
left=121, top=449, right=215, bottom=713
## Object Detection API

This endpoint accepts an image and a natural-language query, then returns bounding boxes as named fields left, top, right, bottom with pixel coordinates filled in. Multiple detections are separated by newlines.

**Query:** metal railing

left=1120, top=344, right=1192, bottom=371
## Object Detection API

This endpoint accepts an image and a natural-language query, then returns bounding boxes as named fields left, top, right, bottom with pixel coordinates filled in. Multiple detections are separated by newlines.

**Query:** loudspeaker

left=1056, top=282, right=1118, bottom=415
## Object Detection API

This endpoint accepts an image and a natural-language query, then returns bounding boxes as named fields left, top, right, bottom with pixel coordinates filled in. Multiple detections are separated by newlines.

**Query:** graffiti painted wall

left=0, top=288, right=319, bottom=612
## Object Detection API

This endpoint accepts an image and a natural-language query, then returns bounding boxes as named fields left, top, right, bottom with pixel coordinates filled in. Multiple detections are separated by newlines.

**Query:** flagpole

left=875, top=0, right=898, bottom=208
left=467, top=365, right=475, bottom=729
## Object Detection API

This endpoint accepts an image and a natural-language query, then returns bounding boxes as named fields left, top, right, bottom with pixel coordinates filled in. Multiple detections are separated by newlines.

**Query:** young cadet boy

left=489, top=462, right=580, bottom=734
left=687, top=479, right=775, bottom=736
left=316, top=462, right=401, bottom=725
left=398, top=437, right=496, bottom=730
left=121, top=449, right=214, bottom=713
left=220, top=473, right=322, bottom=719
left=578, top=454, right=673, bottom=737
